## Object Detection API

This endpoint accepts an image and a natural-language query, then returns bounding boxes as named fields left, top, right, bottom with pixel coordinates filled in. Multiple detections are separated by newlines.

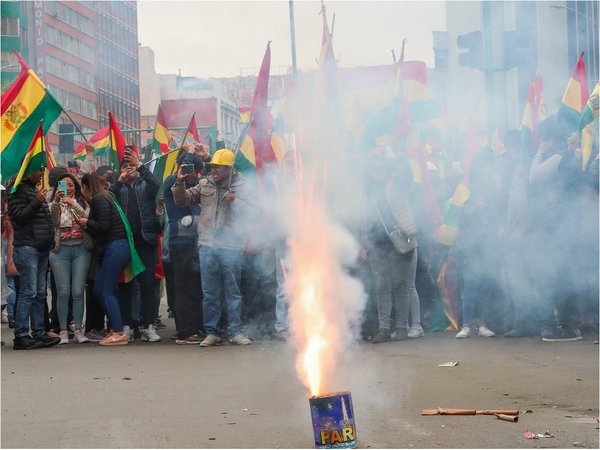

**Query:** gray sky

left=137, top=0, right=446, bottom=78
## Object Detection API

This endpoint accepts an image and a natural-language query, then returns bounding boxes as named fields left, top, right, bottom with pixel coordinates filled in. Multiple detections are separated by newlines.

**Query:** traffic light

left=457, top=31, right=483, bottom=70
left=503, top=30, right=531, bottom=69
left=58, top=123, right=74, bottom=154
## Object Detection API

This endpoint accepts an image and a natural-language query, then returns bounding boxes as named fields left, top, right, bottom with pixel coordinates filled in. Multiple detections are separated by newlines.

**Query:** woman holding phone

left=49, top=174, right=92, bottom=344
left=78, top=173, right=130, bottom=346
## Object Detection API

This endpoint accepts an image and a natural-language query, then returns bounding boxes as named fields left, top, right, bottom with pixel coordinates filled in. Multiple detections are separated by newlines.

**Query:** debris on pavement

left=438, top=361, right=459, bottom=367
left=523, top=430, right=554, bottom=439
left=495, top=414, right=518, bottom=422
left=422, top=408, right=519, bottom=416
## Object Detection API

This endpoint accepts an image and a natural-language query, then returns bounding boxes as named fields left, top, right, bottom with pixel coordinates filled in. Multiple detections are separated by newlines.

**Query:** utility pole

left=289, top=0, right=298, bottom=79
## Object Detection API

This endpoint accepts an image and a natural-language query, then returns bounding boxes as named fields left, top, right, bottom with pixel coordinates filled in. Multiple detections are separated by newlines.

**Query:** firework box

left=309, top=391, right=356, bottom=449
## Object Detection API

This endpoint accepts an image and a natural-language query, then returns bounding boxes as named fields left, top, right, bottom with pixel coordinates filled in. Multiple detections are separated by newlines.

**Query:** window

left=1, top=17, right=19, bottom=37
left=82, top=99, right=97, bottom=120
left=0, top=51, right=19, bottom=71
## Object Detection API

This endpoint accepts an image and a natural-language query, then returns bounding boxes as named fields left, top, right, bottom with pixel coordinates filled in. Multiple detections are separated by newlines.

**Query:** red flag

left=108, top=111, right=127, bottom=171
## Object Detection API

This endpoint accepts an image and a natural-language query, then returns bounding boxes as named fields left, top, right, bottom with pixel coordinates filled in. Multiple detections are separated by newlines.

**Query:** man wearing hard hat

left=172, top=149, right=255, bottom=347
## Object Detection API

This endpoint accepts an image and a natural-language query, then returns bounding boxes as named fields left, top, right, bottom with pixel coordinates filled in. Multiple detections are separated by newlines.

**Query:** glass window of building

left=1, top=17, right=20, bottom=37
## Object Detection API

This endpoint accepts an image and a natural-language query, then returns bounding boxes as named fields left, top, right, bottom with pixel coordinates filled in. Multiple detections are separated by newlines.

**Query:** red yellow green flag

left=73, top=126, right=110, bottom=160
left=236, top=42, right=275, bottom=175
left=318, top=1, right=337, bottom=97
left=181, top=113, right=200, bottom=149
left=579, top=82, right=599, bottom=170
left=10, top=122, right=46, bottom=193
left=151, top=148, right=180, bottom=195
left=520, top=75, right=546, bottom=151
left=108, top=112, right=127, bottom=171
left=153, top=105, right=173, bottom=155
left=1, top=51, right=62, bottom=181
left=42, top=134, right=58, bottom=189
left=558, top=53, right=589, bottom=132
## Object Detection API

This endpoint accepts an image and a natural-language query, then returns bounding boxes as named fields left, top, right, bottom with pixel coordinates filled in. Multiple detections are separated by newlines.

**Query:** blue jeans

left=13, top=246, right=49, bottom=338
left=5, top=276, right=16, bottom=321
left=49, top=243, right=91, bottom=329
left=93, top=239, right=130, bottom=333
left=199, top=245, right=244, bottom=337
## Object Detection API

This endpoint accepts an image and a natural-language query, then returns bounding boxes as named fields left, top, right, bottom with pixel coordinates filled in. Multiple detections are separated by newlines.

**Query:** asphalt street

left=1, top=320, right=598, bottom=449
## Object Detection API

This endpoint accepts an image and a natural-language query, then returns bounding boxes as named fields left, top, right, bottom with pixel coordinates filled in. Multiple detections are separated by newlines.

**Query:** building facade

left=1, top=1, right=141, bottom=162
left=138, top=45, right=242, bottom=151
left=0, top=0, right=29, bottom=91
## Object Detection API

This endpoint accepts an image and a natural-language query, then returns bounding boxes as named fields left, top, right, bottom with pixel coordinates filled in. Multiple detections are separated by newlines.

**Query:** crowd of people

left=1, top=114, right=598, bottom=350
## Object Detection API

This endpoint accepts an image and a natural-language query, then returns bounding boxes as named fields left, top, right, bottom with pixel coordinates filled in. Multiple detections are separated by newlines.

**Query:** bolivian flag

left=1, top=51, right=62, bottom=181
left=108, top=112, right=126, bottom=171
left=579, top=82, right=599, bottom=170
left=236, top=42, right=277, bottom=175
left=151, top=148, right=181, bottom=197
left=520, top=75, right=546, bottom=151
left=181, top=113, right=199, bottom=149
left=558, top=54, right=589, bottom=132
left=73, top=126, right=110, bottom=160
left=10, top=122, right=46, bottom=193
left=42, top=134, right=58, bottom=189
left=153, top=105, right=172, bottom=155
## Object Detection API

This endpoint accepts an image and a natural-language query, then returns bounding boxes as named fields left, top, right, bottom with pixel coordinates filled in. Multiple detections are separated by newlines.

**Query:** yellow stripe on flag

left=12, top=133, right=43, bottom=190
left=562, top=79, right=583, bottom=113
left=1, top=72, right=46, bottom=152
left=239, top=136, right=256, bottom=166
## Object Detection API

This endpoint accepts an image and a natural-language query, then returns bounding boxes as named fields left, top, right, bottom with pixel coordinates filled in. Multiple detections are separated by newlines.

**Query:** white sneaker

left=478, top=325, right=496, bottom=337
left=142, top=324, right=161, bottom=342
left=229, top=334, right=252, bottom=345
left=74, top=329, right=89, bottom=343
left=59, top=330, right=69, bottom=344
left=123, top=325, right=134, bottom=342
left=456, top=326, right=472, bottom=339
left=200, top=334, right=222, bottom=347
left=408, top=324, right=424, bottom=338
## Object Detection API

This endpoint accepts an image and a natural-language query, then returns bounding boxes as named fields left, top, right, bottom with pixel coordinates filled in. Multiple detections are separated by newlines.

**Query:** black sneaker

left=33, top=333, right=61, bottom=348
left=8, top=320, right=15, bottom=329
left=371, top=328, right=391, bottom=344
left=13, top=335, right=45, bottom=350
left=133, top=326, right=142, bottom=340
left=542, top=326, right=583, bottom=342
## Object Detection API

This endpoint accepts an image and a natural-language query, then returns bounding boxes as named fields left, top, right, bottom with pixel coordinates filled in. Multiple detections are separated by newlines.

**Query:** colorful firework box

left=309, top=391, right=356, bottom=449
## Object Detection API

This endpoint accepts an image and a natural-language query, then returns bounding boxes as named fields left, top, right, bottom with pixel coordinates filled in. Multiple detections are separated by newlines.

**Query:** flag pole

left=108, top=111, right=116, bottom=170
left=142, top=147, right=181, bottom=167
left=40, top=120, right=47, bottom=190
left=227, top=116, right=253, bottom=189
left=61, top=109, right=88, bottom=141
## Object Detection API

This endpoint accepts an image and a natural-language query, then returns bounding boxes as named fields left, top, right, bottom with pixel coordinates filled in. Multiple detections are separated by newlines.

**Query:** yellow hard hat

left=210, top=149, right=235, bottom=166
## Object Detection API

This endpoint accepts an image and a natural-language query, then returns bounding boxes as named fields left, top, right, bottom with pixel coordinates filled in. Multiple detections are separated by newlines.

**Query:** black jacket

left=86, top=193, right=127, bottom=246
left=109, top=164, right=160, bottom=245
left=8, top=180, right=54, bottom=250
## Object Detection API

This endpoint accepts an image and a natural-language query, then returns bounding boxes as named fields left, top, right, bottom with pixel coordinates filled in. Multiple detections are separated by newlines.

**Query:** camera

left=180, top=164, right=194, bottom=175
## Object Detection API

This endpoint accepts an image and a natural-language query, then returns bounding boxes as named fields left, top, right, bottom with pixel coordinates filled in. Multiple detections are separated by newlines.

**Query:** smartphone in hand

left=58, top=180, right=68, bottom=196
